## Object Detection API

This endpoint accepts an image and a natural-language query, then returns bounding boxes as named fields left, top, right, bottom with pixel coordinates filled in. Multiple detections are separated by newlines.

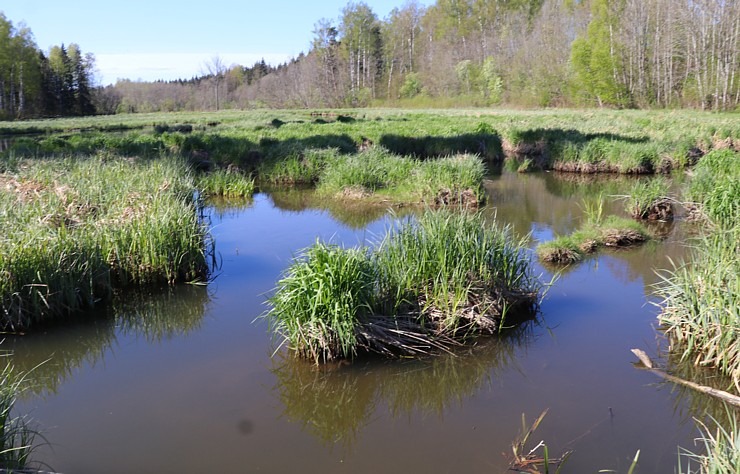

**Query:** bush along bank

left=266, top=209, right=541, bottom=363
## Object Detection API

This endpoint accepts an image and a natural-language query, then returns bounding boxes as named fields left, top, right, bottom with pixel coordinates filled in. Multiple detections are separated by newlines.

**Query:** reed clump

left=0, top=154, right=211, bottom=330
left=267, top=210, right=539, bottom=363
left=623, top=177, right=674, bottom=221
left=678, top=413, right=740, bottom=474
left=0, top=361, right=37, bottom=471
left=196, top=168, right=255, bottom=198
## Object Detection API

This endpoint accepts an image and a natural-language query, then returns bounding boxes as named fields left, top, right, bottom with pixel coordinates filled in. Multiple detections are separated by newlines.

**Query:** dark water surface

left=10, top=171, right=706, bottom=473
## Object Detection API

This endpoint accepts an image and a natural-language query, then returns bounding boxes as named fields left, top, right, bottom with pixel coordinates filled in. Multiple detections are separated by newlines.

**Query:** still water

left=9, top=171, right=707, bottom=473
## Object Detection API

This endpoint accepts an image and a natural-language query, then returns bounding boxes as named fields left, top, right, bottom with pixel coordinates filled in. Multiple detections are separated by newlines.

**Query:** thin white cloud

left=94, top=52, right=293, bottom=85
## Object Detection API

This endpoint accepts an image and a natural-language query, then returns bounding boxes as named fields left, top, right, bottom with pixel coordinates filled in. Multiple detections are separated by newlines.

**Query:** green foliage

left=537, top=197, right=650, bottom=264
left=678, top=414, right=740, bottom=474
left=399, top=72, right=423, bottom=99
left=376, top=210, right=536, bottom=331
left=569, top=0, right=630, bottom=108
left=624, top=178, right=672, bottom=219
left=268, top=242, right=376, bottom=363
left=688, top=149, right=739, bottom=227
left=317, top=147, right=485, bottom=204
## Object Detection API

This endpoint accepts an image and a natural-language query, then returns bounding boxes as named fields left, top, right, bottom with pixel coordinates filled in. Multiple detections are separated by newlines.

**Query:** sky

left=3, top=0, right=432, bottom=85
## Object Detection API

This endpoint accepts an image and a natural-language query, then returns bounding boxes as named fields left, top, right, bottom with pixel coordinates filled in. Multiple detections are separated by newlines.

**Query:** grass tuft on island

left=266, top=209, right=540, bottom=363
left=0, top=154, right=212, bottom=330
left=537, top=214, right=650, bottom=265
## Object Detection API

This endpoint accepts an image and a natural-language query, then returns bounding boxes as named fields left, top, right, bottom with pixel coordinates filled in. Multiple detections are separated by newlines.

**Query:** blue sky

left=3, top=0, right=431, bottom=85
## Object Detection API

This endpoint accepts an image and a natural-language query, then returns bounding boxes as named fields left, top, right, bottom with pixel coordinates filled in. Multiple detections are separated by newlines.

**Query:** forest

left=1, top=0, right=739, bottom=118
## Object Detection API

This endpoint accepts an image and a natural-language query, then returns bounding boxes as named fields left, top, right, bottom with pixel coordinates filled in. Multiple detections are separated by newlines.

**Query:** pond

left=8, top=170, right=706, bottom=473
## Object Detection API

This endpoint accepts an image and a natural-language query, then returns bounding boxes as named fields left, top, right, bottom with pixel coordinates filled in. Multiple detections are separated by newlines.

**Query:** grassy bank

left=0, top=154, right=211, bottom=330
left=656, top=150, right=740, bottom=389
left=267, top=210, right=539, bottom=363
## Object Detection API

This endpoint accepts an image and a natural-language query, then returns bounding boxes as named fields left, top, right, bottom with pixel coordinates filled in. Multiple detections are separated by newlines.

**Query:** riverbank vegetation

left=656, top=150, right=740, bottom=389
left=0, top=154, right=212, bottom=330
left=0, top=361, right=37, bottom=471
left=267, top=210, right=539, bottom=363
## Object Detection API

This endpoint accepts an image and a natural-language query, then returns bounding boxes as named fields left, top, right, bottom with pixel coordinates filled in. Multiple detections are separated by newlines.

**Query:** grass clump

left=267, top=243, right=376, bottom=363
left=623, top=177, right=674, bottom=220
left=656, top=228, right=740, bottom=390
left=197, top=169, right=255, bottom=198
left=317, top=147, right=485, bottom=206
left=267, top=210, right=539, bottom=362
left=0, top=155, right=211, bottom=330
left=258, top=148, right=340, bottom=185
left=686, top=149, right=739, bottom=227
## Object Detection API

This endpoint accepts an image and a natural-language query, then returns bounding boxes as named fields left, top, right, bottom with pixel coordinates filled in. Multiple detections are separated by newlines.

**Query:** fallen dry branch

left=630, top=349, right=740, bottom=408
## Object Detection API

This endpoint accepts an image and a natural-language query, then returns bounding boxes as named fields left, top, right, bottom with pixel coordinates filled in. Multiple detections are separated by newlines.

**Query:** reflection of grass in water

left=272, top=324, right=533, bottom=447
left=379, top=328, right=530, bottom=417
left=268, top=187, right=415, bottom=229
left=113, top=285, right=210, bottom=343
left=5, top=285, right=210, bottom=396
left=272, top=356, right=377, bottom=447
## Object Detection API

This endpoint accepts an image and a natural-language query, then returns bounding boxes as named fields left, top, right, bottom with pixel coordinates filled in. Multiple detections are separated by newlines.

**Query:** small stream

left=9, top=170, right=708, bottom=473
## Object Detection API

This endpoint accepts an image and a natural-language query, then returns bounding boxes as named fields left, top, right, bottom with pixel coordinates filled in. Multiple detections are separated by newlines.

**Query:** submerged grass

left=0, top=154, right=211, bottom=330
left=267, top=209, right=539, bottom=363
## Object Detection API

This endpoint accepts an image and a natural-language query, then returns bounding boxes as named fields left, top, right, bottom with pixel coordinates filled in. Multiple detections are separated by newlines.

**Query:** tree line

left=2, top=0, right=739, bottom=118
left=101, top=0, right=739, bottom=112
left=0, top=13, right=95, bottom=119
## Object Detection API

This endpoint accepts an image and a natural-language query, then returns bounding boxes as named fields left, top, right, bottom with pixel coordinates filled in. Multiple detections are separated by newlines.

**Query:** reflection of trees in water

left=5, top=285, right=210, bottom=396
left=267, top=188, right=415, bottom=229
left=272, top=323, right=534, bottom=447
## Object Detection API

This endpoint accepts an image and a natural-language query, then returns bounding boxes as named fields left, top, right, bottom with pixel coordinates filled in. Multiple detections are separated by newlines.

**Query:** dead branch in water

left=630, top=349, right=740, bottom=408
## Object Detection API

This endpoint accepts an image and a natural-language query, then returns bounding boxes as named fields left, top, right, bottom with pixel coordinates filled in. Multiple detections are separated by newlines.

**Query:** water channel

left=8, top=169, right=710, bottom=473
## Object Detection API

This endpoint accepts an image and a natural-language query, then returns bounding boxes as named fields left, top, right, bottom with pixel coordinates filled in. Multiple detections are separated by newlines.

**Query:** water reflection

left=272, top=323, right=535, bottom=447
left=662, top=349, right=740, bottom=429
left=266, top=186, right=415, bottom=229
left=4, top=285, right=210, bottom=396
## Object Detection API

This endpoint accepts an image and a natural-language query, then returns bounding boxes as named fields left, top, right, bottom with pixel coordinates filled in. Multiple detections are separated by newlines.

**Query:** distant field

left=3, top=108, right=738, bottom=179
